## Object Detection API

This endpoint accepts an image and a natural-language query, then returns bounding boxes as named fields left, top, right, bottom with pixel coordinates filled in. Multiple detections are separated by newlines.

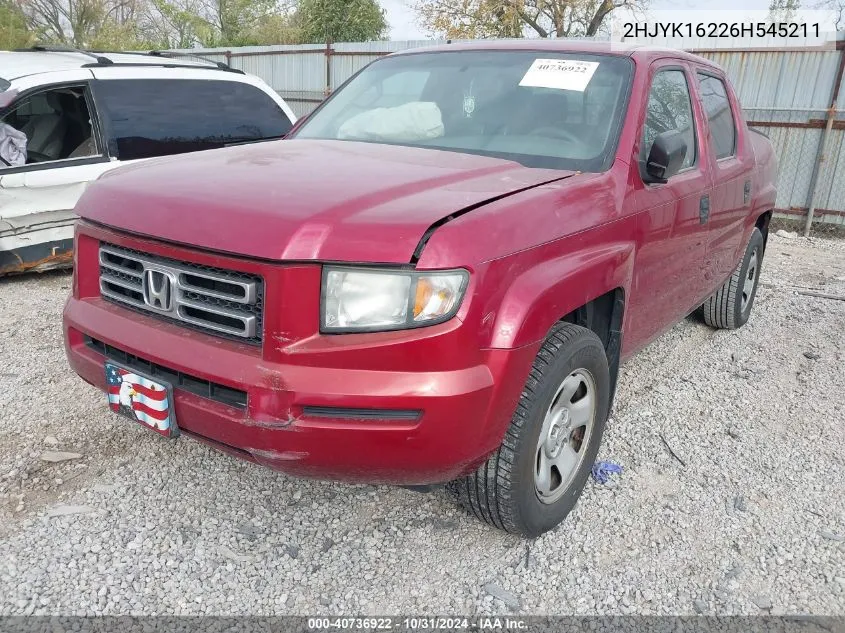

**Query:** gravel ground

left=0, top=232, right=843, bottom=617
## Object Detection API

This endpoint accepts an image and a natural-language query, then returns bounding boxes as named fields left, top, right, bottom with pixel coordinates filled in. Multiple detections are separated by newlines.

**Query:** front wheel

left=446, top=323, right=610, bottom=537
left=703, top=227, right=765, bottom=330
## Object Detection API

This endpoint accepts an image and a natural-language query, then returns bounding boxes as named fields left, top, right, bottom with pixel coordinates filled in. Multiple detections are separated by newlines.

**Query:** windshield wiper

left=222, top=135, right=286, bottom=148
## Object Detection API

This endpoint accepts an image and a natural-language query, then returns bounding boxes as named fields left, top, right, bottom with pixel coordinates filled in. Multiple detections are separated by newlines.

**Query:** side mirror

left=644, top=130, right=687, bottom=184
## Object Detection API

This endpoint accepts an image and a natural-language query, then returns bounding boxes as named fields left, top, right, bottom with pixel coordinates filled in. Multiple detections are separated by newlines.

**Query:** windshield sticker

left=519, top=59, right=600, bottom=92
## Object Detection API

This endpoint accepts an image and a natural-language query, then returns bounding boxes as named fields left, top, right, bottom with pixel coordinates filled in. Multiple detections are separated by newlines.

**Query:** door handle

left=744, top=180, right=752, bottom=205
left=699, top=194, right=710, bottom=224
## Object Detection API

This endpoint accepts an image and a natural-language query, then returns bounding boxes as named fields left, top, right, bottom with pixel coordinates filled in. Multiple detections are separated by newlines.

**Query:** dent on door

left=1, top=170, right=85, bottom=214
left=0, top=163, right=113, bottom=274
left=0, top=183, right=77, bottom=273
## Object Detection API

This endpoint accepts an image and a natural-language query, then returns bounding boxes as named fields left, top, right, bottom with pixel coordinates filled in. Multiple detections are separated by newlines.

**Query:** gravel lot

left=0, top=232, right=843, bottom=617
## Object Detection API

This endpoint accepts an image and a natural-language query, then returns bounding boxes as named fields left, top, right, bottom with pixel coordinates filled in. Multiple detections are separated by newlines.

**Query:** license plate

left=105, top=362, right=179, bottom=438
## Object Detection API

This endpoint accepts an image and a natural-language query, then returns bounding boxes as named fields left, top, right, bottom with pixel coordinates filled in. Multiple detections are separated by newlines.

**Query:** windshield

left=294, top=51, right=633, bottom=171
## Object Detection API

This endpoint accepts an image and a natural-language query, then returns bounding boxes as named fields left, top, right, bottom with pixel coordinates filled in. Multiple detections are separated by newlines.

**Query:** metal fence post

left=804, top=42, right=845, bottom=236
left=325, top=39, right=332, bottom=97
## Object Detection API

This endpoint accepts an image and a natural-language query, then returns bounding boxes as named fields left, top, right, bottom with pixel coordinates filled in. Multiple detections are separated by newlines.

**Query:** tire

left=703, top=228, right=765, bottom=330
left=447, top=323, right=610, bottom=537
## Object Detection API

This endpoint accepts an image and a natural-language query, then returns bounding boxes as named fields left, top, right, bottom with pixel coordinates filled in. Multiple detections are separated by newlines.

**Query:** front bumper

left=63, top=226, right=538, bottom=484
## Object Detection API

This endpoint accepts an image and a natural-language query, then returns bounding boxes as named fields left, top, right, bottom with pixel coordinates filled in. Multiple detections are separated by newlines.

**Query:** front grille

left=86, top=337, right=247, bottom=409
left=98, top=243, right=264, bottom=344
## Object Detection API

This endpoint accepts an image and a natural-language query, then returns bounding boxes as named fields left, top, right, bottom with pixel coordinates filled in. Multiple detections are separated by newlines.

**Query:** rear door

left=693, top=70, right=754, bottom=287
left=626, top=60, right=712, bottom=350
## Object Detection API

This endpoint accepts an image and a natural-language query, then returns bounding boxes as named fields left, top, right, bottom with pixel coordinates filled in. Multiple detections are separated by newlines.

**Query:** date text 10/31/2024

left=307, top=617, right=529, bottom=631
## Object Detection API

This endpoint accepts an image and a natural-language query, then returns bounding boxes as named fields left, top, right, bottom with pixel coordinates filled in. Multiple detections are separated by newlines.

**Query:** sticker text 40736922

left=519, top=59, right=600, bottom=92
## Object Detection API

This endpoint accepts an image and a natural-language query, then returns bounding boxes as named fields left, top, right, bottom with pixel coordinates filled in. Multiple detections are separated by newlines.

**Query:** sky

left=382, top=0, right=425, bottom=40
left=381, top=0, right=780, bottom=41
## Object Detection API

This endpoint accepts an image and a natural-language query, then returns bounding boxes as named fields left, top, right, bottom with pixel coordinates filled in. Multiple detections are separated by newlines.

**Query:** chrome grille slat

left=98, top=243, right=264, bottom=344
left=100, top=288, right=146, bottom=308
left=98, top=250, right=143, bottom=278
left=177, top=308, right=257, bottom=338
left=177, top=272, right=256, bottom=304
left=177, top=295, right=257, bottom=321
left=100, top=275, right=142, bottom=294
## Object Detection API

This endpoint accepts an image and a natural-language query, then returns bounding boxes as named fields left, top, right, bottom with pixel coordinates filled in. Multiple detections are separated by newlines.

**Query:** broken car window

left=0, top=85, right=98, bottom=168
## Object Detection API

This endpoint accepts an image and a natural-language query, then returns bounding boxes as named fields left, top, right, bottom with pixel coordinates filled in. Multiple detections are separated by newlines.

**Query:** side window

left=0, top=85, right=98, bottom=169
left=642, top=69, right=696, bottom=170
left=697, top=74, right=736, bottom=159
left=93, top=79, right=294, bottom=161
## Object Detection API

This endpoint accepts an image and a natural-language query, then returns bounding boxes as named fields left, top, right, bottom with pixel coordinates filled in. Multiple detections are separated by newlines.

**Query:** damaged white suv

left=0, top=47, right=296, bottom=275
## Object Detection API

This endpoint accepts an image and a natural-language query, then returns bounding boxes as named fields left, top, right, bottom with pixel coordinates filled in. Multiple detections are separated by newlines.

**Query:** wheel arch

left=485, top=241, right=634, bottom=403
left=559, top=288, right=625, bottom=406
left=487, top=243, right=634, bottom=347
left=755, top=209, right=773, bottom=253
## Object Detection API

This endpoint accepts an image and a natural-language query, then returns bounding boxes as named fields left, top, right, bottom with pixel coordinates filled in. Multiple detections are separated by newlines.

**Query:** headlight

left=322, top=266, right=469, bottom=332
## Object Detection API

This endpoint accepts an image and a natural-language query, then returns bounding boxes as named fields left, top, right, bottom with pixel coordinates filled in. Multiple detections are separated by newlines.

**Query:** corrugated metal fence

left=169, top=40, right=845, bottom=229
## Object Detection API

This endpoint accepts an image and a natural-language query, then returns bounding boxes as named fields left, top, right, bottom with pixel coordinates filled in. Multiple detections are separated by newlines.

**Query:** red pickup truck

left=64, top=41, right=776, bottom=537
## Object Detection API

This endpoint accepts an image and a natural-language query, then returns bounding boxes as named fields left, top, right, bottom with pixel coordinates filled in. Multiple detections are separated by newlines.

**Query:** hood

left=77, top=139, right=574, bottom=263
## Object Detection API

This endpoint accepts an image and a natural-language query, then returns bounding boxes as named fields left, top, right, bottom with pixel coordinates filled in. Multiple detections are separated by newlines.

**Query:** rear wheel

left=703, top=228, right=764, bottom=330
left=446, top=323, right=610, bottom=537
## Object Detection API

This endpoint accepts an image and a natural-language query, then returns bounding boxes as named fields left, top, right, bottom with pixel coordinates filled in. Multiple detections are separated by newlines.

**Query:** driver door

left=625, top=61, right=712, bottom=351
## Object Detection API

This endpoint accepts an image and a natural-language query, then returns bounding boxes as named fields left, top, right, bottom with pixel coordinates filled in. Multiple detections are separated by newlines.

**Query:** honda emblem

left=143, top=269, right=174, bottom=311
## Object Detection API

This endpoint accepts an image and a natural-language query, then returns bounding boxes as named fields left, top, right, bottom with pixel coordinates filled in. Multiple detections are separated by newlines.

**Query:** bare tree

left=20, top=0, right=145, bottom=46
left=416, top=0, right=645, bottom=39
left=768, top=0, right=801, bottom=23
left=814, top=0, right=844, bottom=30
left=15, top=0, right=384, bottom=50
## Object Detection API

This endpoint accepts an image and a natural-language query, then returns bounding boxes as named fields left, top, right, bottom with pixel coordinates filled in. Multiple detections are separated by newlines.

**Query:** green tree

left=88, top=16, right=157, bottom=48
left=0, top=0, right=35, bottom=49
left=248, top=11, right=301, bottom=44
left=142, top=0, right=210, bottom=48
left=145, top=0, right=288, bottom=48
left=296, top=0, right=387, bottom=43
left=210, top=0, right=278, bottom=45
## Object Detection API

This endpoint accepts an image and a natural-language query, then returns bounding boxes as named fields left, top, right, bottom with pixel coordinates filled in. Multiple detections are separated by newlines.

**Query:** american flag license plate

left=105, top=362, right=178, bottom=438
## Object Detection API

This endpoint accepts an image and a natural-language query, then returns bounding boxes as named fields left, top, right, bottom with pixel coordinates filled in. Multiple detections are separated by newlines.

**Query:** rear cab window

left=697, top=73, right=737, bottom=159
left=92, top=79, right=294, bottom=161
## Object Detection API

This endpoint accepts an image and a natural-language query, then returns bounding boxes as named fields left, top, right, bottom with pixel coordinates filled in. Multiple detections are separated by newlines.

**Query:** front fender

left=481, top=237, right=636, bottom=349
